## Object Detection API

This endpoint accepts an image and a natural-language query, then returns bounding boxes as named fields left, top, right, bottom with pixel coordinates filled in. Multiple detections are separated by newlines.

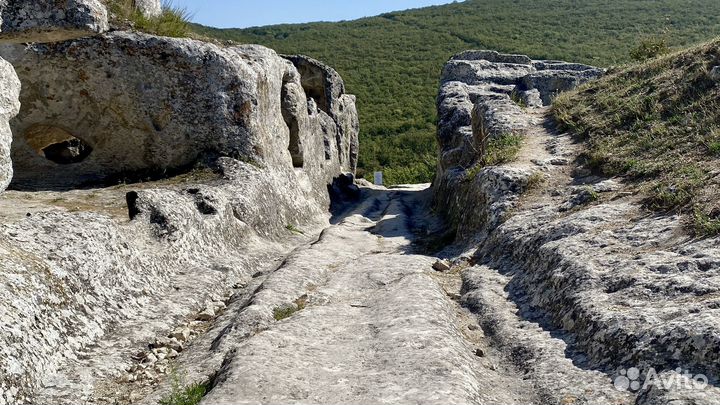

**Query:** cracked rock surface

left=136, top=186, right=538, bottom=405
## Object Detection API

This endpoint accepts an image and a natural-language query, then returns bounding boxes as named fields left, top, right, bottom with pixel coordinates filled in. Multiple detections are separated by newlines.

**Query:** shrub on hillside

left=630, top=36, right=670, bottom=61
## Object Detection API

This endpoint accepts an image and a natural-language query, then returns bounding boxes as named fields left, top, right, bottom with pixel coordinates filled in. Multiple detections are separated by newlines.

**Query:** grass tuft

left=159, top=369, right=208, bottom=405
left=286, top=224, right=304, bottom=235
left=272, top=306, right=296, bottom=321
left=694, top=208, right=720, bottom=237
left=273, top=296, right=307, bottom=321
left=106, top=0, right=192, bottom=38
left=510, top=90, right=528, bottom=108
left=526, top=171, right=547, bottom=190
left=466, top=133, right=524, bottom=181
left=483, top=133, right=524, bottom=166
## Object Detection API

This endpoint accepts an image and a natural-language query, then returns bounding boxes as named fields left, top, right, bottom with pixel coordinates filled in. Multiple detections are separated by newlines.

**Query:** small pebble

left=432, top=260, right=451, bottom=272
left=170, top=327, right=191, bottom=341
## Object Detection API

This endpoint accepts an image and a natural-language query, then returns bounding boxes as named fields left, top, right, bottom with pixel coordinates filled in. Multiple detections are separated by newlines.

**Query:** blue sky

left=171, top=0, right=458, bottom=28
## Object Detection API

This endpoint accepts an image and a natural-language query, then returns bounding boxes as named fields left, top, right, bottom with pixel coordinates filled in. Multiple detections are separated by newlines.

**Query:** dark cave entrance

left=24, top=125, right=93, bottom=165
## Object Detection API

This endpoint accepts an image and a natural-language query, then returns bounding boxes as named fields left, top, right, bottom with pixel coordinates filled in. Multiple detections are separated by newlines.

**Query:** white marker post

left=374, top=171, right=383, bottom=186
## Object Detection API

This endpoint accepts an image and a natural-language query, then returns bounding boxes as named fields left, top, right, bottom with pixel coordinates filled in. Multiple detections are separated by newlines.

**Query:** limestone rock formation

left=284, top=55, right=360, bottom=173
left=0, top=32, right=358, bottom=190
left=0, top=0, right=120, bottom=194
left=434, top=50, right=720, bottom=404
left=434, top=50, right=602, bottom=236
left=0, top=22, right=359, bottom=403
left=0, top=58, right=19, bottom=192
left=0, top=0, right=109, bottom=43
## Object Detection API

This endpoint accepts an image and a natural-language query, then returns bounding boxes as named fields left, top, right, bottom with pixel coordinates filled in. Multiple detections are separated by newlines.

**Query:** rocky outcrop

left=0, top=0, right=124, bottom=194
left=284, top=55, right=360, bottom=173
left=0, top=32, right=358, bottom=190
left=433, top=50, right=602, bottom=236
left=0, top=160, right=337, bottom=404
left=434, top=51, right=720, bottom=404
left=0, top=0, right=109, bottom=43
left=0, top=23, right=359, bottom=405
left=469, top=198, right=720, bottom=390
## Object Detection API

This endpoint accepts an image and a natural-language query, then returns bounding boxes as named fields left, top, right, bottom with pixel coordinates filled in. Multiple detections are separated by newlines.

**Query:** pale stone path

left=125, top=178, right=636, bottom=405
left=63, top=164, right=638, bottom=405
left=192, top=185, right=536, bottom=405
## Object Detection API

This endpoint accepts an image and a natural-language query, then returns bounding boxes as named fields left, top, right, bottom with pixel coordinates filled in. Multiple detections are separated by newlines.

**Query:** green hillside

left=554, top=38, right=720, bottom=235
left=191, top=0, right=720, bottom=185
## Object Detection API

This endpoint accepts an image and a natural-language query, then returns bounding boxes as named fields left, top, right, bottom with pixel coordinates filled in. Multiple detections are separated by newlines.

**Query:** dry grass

left=526, top=172, right=548, bottom=190
left=273, top=295, right=308, bottom=321
left=106, top=0, right=192, bottom=38
left=160, top=369, right=208, bottom=405
left=466, top=133, right=524, bottom=181
left=553, top=38, right=720, bottom=235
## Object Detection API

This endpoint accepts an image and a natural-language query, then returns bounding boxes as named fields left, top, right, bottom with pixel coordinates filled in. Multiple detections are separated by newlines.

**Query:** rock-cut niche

left=281, top=74, right=304, bottom=168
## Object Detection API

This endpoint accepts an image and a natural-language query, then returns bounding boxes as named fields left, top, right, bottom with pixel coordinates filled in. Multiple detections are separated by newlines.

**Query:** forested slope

left=193, top=0, right=720, bottom=184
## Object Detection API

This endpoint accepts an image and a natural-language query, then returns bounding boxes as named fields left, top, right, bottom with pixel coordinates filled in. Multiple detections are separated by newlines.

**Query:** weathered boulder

left=0, top=32, right=358, bottom=190
left=0, top=57, right=20, bottom=192
left=0, top=0, right=109, bottom=43
left=133, top=0, right=161, bottom=18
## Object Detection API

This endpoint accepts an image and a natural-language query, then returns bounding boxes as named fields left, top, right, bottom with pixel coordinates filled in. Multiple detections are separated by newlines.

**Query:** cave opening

left=24, top=125, right=93, bottom=165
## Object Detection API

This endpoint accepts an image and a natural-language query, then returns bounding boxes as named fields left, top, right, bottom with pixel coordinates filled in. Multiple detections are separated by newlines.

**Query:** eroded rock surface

left=0, top=0, right=109, bottom=43
left=434, top=51, right=720, bottom=404
left=284, top=55, right=360, bottom=173
left=0, top=32, right=358, bottom=190
left=0, top=0, right=132, bottom=193
left=0, top=57, right=19, bottom=192
left=433, top=50, right=602, bottom=237
left=0, top=27, right=360, bottom=404
left=135, top=186, right=546, bottom=405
